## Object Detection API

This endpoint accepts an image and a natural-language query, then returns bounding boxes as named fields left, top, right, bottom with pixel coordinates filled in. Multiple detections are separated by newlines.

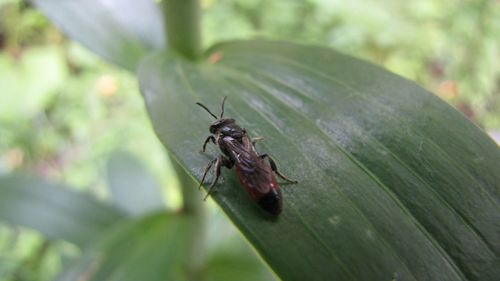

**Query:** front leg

left=203, top=155, right=233, bottom=200
left=199, top=158, right=217, bottom=190
left=202, top=135, right=216, bottom=152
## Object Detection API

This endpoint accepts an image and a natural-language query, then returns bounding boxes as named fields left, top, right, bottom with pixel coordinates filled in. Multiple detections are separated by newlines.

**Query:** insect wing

left=221, top=136, right=278, bottom=196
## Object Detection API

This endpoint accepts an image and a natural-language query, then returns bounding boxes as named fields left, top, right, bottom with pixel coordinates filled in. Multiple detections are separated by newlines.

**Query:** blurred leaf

left=203, top=209, right=278, bottom=281
left=106, top=151, right=165, bottom=216
left=33, top=0, right=165, bottom=71
left=205, top=250, right=277, bottom=281
left=57, top=212, right=192, bottom=281
left=138, top=40, right=500, bottom=281
left=0, top=174, right=126, bottom=247
left=205, top=236, right=278, bottom=281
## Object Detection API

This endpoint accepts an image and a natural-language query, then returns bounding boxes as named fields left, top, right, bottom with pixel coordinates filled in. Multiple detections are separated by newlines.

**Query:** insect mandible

left=196, top=96, right=297, bottom=215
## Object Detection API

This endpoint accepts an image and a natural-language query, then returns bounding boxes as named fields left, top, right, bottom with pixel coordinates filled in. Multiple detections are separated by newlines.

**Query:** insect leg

left=202, top=135, right=216, bottom=152
left=251, top=136, right=264, bottom=146
left=260, top=154, right=298, bottom=183
left=203, top=156, right=224, bottom=201
left=199, top=158, right=217, bottom=190
left=203, top=156, right=233, bottom=200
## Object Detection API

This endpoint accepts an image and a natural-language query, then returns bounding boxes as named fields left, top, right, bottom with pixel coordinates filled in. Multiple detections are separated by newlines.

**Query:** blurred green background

left=0, top=0, right=498, bottom=280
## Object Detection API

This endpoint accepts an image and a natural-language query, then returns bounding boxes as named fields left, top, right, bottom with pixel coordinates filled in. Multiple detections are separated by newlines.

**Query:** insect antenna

left=220, top=96, right=228, bottom=118
left=196, top=102, right=218, bottom=119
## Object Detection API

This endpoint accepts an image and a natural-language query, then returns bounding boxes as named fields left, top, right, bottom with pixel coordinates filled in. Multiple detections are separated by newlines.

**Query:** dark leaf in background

left=106, top=151, right=166, bottom=216
left=0, top=174, right=126, bottom=247
left=56, top=213, right=192, bottom=281
left=138, top=40, right=500, bottom=281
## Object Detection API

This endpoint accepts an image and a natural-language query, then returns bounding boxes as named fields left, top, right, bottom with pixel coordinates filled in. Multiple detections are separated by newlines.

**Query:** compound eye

left=209, top=125, right=216, bottom=134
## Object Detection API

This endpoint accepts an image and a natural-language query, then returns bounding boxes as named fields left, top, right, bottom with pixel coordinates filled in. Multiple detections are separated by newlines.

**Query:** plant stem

left=161, top=2, right=205, bottom=279
left=162, top=0, right=202, bottom=60
left=171, top=158, right=207, bottom=281
left=172, top=159, right=203, bottom=215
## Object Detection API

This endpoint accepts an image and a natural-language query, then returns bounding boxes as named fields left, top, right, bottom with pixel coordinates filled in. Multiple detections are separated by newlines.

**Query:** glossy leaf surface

left=138, top=40, right=500, bottom=281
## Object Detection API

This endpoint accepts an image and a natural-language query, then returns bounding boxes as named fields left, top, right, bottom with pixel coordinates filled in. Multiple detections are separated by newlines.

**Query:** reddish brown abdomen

left=236, top=166, right=282, bottom=215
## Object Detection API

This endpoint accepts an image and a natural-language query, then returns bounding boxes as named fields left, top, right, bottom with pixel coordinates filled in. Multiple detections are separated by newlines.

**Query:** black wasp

left=196, top=96, right=297, bottom=215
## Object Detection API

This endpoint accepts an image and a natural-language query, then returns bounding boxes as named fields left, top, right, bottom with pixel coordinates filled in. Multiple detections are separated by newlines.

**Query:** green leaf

left=33, top=0, right=164, bottom=71
left=106, top=151, right=165, bottom=215
left=56, top=212, right=192, bottom=281
left=0, top=174, right=126, bottom=247
left=200, top=208, right=279, bottom=281
left=138, top=40, right=500, bottom=281
left=204, top=227, right=279, bottom=281
left=205, top=246, right=278, bottom=281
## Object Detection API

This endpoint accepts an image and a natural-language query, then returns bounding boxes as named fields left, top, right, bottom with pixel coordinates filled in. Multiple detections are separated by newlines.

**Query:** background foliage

left=0, top=0, right=498, bottom=280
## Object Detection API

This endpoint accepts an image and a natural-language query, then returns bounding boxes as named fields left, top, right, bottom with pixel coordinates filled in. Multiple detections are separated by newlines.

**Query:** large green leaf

left=33, top=0, right=164, bottom=71
left=0, top=174, right=126, bottom=247
left=138, top=40, right=500, bottom=281
left=56, top=213, right=192, bottom=281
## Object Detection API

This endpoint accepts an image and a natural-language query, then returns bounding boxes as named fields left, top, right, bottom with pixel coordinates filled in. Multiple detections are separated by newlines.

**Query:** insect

left=196, top=96, right=297, bottom=215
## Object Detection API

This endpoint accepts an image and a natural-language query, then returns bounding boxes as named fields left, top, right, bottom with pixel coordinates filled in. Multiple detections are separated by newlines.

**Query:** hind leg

left=260, top=154, right=298, bottom=183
